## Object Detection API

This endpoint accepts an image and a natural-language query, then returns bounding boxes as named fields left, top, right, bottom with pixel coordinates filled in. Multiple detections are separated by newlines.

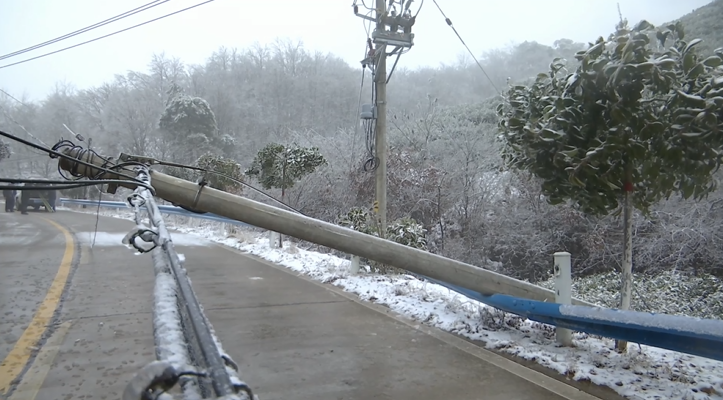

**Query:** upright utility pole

left=374, top=0, right=389, bottom=234
left=354, top=0, right=416, bottom=235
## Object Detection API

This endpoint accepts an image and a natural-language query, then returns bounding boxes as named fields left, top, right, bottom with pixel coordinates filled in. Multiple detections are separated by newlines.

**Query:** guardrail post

left=268, top=231, right=280, bottom=248
left=554, top=251, right=573, bottom=346
left=350, top=255, right=360, bottom=275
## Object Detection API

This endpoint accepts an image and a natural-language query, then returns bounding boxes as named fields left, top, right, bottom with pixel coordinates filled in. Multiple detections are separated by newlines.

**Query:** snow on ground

left=76, top=231, right=211, bottom=247
left=65, top=206, right=723, bottom=400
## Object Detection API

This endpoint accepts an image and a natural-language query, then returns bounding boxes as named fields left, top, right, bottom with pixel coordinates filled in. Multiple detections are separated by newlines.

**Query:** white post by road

left=268, top=231, right=280, bottom=248
left=554, top=252, right=573, bottom=346
left=350, top=255, right=360, bottom=275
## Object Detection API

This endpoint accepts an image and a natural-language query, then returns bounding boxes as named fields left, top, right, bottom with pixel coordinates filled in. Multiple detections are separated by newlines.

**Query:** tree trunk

left=615, top=181, right=634, bottom=352
left=279, top=186, right=285, bottom=249
left=437, top=185, right=444, bottom=252
left=279, top=155, right=287, bottom=249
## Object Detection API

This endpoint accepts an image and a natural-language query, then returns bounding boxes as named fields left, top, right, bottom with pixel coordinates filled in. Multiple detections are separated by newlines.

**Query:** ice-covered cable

left=130, top=166, right=252, bottom=399
left=127, top=169, right=204, bottom=399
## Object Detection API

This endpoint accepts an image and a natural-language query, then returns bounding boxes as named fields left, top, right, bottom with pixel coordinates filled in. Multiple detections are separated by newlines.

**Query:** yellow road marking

left=0, top=217, right=75, bottom=395
left=7, top=321, right=73, bottom=400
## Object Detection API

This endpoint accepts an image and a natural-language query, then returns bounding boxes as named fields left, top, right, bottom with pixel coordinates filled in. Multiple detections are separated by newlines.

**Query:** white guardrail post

left=554, top=252, right=573, bottom=346
left=350, top=255, right=361, bottom=275
left=268, top=231, right=281, bottom=249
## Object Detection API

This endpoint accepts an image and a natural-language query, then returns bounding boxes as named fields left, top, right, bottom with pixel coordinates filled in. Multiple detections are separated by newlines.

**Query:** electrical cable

left=357, top=0, right=374, bottom=11
left=155, top=160, right=306, bottom=215
left=353, top=66, right=367, bottom=166
left=354, top=40, right=379, bottom=174
left=0, top=0, right=169, bottom=61
left=429, top=0, right=501, bottom=94
left=356, top=66, right=367, bottom=126
left=359, top=8, right=373, bottom=37
left=0, top=102, right=51, bottom=151
left=0, top=130, right=152, bottom=192
left=0, top=0, right=217, bottom=70
left=0, top=88, right=27, bottom=106
left=363, top=61, right=379, bottom=172
left=0, top=154, right=53, bottom=163
left=3, top=134, right=299, bottom=221
left=50, top=139, right=150, bottom=185
left=363, top=118, right=379, bottom=172
left=0, top=90, right=51, bottom=160
left=1, top=182, right=114, bottom=191
left=1, top=178, right=145, bottom=186
left=2, top=126, right=299, bottom=216
left=411, top=0, right=425, bottom=18
left=92, top=187, right=102, bottom=249
left=0, top=178, right=152, bottom=191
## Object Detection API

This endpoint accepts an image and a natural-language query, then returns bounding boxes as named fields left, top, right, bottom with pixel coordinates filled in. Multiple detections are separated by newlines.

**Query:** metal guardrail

left=110, top=171, right=254, bottom=400
left=66, top=196, right=723, bottom=364
left=423, top=276, right=723, bottom=362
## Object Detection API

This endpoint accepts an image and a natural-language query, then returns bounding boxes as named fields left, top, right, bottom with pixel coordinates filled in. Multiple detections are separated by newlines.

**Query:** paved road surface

left=0, top=208, right=601, bottom=400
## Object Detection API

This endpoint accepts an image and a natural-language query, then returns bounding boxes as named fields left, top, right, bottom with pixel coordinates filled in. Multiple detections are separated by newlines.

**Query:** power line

left=0, top=178, right=151, bottom=191
left=0, top=100, right=50, bottom=153
left=0, top=0, right=217, bottom=70
left=0, top=0, right=170, bottom=61
left=430, top=0, right=500, bottom=94
left=0, top=88, right=27, bottom=106
left=0, top=130, right=151, bottom=190
left=156, top=160, right=305, bottom=215
left=0, top=155, right=51, bottom=163
left=355, top=41, right=379, bottom=173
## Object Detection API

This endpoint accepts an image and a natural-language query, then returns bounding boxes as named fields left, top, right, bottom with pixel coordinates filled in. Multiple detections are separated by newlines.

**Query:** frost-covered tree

left=245, top=142, right=327, bottom=247
left=339, top=207, right=427, bottom=249
left=338, top=206, right=427, bottom=273
left=158, top=91, right=228, bottom=163
left=436, top=103, right=501, bottom=249
left=0, top=140, right=10, bottom=161
left=195, top=152, right=244, bottom=194
left=384, top=99, right=502, bottom=260
left=498, top=20, right=723, bottom=351
left=101, top=77, right=158, bottom=157
left=245, top=142, right=327, bottom=199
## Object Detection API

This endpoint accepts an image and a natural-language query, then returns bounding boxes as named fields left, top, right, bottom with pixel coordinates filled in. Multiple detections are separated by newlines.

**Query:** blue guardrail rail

left=422, top=275, right=723, bottom=362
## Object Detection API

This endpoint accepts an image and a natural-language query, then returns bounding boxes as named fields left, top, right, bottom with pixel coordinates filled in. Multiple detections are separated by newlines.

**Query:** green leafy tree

left=196, top=153, right=244, bottom=194
left=245, top=143, right=327, bottom=198
left=338, top=206, right=427, bottom=273
left=339, top=207, right=427, bottom=250
left=338, top=207, right=377, bottom=236
left=497, top=20, right=723, bottom=351
left=246, top=142, right=327, bottom=246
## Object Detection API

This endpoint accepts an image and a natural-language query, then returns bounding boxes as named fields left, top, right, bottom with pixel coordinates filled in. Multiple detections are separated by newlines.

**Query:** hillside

left=673, top=0, right=723, bottom=54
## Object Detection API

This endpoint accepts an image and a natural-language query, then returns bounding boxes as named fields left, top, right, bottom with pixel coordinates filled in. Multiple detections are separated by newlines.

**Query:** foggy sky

left=0, top=0, right=713, bottom=101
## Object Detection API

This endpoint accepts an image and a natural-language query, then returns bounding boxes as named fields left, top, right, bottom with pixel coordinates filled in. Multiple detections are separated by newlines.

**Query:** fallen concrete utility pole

left=57, top=149, right=594, bottom=306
